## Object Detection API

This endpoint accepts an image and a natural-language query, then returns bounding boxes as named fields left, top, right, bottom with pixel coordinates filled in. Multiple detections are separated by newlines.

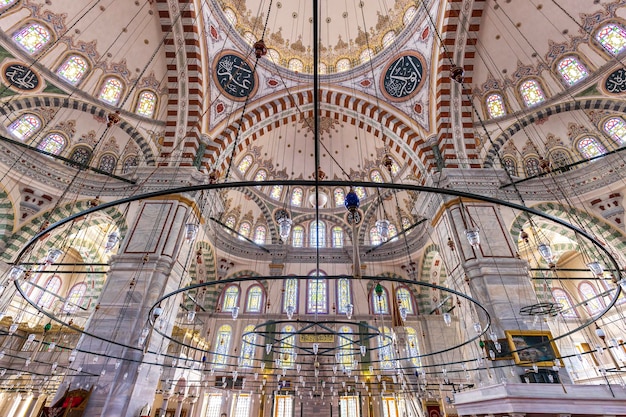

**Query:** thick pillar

left=159, top=392, right=172, bottom=417
left=173, top=395, right=185, bottom=417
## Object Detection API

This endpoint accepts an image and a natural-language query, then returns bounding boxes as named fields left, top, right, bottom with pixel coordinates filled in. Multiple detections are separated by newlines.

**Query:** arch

left=523, top=156, right=541, bottom=177
left=283, top=277, right=298, bottom=313
left=331, top=225, right=344, bottom=248
left=253, top=224, right=267, bottom=244
left=291, top=187, right=304, bottom=207
left=551, top=287, right=578, bottom=319
left=213, top=324, right=232, bottom=368
left=37, top=275, right=62, bottom=309
left=64, top=282, right=87, bottom=313
left=309, top=220, right=326, bottom=247
left=56, top=54, right=90, bottom=85
left=405, top=327, right=421, bottom=367
left=245, top=283, right=264, bottom=313
left=594, top=21, right=626, bottom=56
left=396, top=286, right=414, bottom=315
left=292, top=225, right=304, bottom=247
left=377, top=326, right=393, bottom=369
left=485, top=92, right=507, bottom=118
left=134, top=90, right=158, bottom=118
left=97, top=76, right=125, bottom=106
left=306, top=274, right=327, bottom=314
left=98, top=154, right=118, bottom=174
left=602, top=116, right=626, bottom=146
left=338, top=325, right=354, bottom=370
left=237, top=154, right=253, bottom=174
left=502, top=156, right=518, bottom=176
left=278, top=325, right=296, bottom=369
left=68, top=145, right=93, bottom=167
left=576, top=136, right=606, bottom=159
left=578, top=281, right=605, bottom=316
left=220, top=284, right=240, bottom=312
left=519, top=78, right=547, bottom=107
left=371, top=284, right=390, bottom=314
left=555, top=55, right=589, bottom=86
left=12, top=21, right=53, bottom=55
left=8, top=113, right=41, bottom=140
left=37, top=132, right=67, bottom=155
left=240, top=324, right=257, bottom=367
left=337, top=277, right=352, bottom=315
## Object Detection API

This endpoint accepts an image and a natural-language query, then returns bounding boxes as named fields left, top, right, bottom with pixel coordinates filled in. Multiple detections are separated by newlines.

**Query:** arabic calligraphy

left=215, top=54, right=256, bottom=100
left=3, top=64, right=40, bottom=91
left=604, top=68, right=626, bottom=94
left=382, top=54, right=425, bottom=100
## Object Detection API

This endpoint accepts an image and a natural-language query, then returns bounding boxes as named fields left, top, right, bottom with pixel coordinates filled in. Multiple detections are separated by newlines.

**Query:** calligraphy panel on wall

left=212, top=51, right=258, bottom=102
left=380, top=52, right=426, bottom=102
left=2, top=61, right=42, bottom=92
left=603, top=67, right=626, bottom=95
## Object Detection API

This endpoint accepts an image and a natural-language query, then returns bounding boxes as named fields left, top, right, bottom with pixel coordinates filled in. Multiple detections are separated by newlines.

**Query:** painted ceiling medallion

left=381, top=52, right=426, bottom=102
left=213, top=51, right=258, bottom=101
left=2, top=62, right=41, bottom=91
left=603, top=67, right=626, bottom=94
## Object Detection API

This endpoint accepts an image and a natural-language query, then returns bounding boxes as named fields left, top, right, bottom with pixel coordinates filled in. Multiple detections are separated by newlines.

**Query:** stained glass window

left=519, top=79, right=546, bottom=107
left=279, top=325, right=296, bottom=369
left=370, top=227, right=382, bottom=246
left=274, top=395, right=294, bottom=417
left=338, top=326, right=354, bottom=370
left=63, top=283, right=87, bottom=313
left=98, top=154, right=117, bottom=173
left=203, top=393, right=223, bottom=417
left=135, top=90, right=157, bottom=118
left=240, top=325, right=257, bottom=367
left=378, top=326, right=393, bottom=369
left=550, top=149, right=572, bottom=168
left=254, top=225, right=267, bottom=244
left=406, top=327, right=421, bottom=367
left=373, top=285, right=389, bottom=314
left=13, top=22, right=52, bottom=54
left=270, top=185, right=283, bottom=200
left=238, top=221, right=251, bottom=239
left=334, top=188, right=345, bottom=206
left=57, top=55, right=89, bottom=85
left=355, top=186, right=366, bottom=199
left=557, top=56, right=588, bottom=85
left=596, top=23, right=626, bottom=56
left=233, top=394, right=251, bottom=417
left=307, top=275, right=327, bottom=314
left=122, top=156, right=138, bottom=174
left=310, top=220, right=325, bottom=247
left=388, top=224, right=398, bottom=242
left=340, top=396, right=360, bottom=417
left=289, top=59, right=303, bottom=73
left=486, top=93, right=506, bottom=118
left=291, top=187, right=303, bottom=207
left=222, top=285, right=239, bottom=312
left=336, top=278, right=352, bottom=315
left=577, top=136, right=606, bottom=159
left=225, top=215, right=237, bottom=230
left=503, top=157, right=517, bottom=176
left=223, top=7, right=237, bottom=25
left=552, top=288, right=578, bottom=318
left=38, top=276, right=61, bottom=309
left=0, top=0, right=18, bottom=9
left=403, top=6, right=417, bottom=26
left=98, top=77, right=124, bottom=105
left=578, top=282, right=604, bottom=315
left=254, top=169, right=267, bottom=189
left=37, top=133, right=65, bottom=155
left=370, top=170, right=384, bottom=183
left=69, top=147, right=93, bottom=167
left=524, top=157, right=541, bottom=176
left=283, top=278, right=298, bottom=312
left=332, top=226, right=344, bottom=248
left=213, top=324, right=232, bottom=368
left=396, top=287, right=413, bottom=314
left=360, top=49, right=374, bottom=64
left=336, top=58, right=351, bottom=72
left=603, top=117, right=626, bottom=145
left=246, top=284, right=263, bottom=312
left=401, top=217, right=411, bottom=232
left=9, top=114, right=41, bottom=140
left=238, top=155, right=253, bottom=174
left=292, top=226, right=304, bottom=247
left=390, top=160, right=401, bottom=176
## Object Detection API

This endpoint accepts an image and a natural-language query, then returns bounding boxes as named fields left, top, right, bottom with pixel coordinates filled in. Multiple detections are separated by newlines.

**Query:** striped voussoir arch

left=205, top=90, right=430, bottom=179
left=483, top=98, right=626, bottom=167
left=154, top=0, right=203, bottom=167
left=434, top=0, right=486, bottom=168
left=0, top=188, right=15, bottom=249
left=0, top=96, right=155, bottom=164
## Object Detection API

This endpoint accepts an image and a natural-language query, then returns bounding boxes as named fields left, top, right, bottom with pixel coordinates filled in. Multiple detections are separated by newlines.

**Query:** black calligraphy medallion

left=3, top=63, right=40, bottom=91
left=604, top=68, right=626, bottom=95
left=213, top=52, right=257, bottom=101
left=381, top=53, right=426, bottom=101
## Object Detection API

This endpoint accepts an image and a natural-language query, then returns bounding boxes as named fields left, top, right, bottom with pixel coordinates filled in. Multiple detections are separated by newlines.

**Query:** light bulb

left=266, top=344, right=272, bottom=354
left=537, top=243, right=553, bottom=263
left=313, top=343, right=319, bottom=355
left=360, top=345, right=367, bottom=357
left=465, top=228, right=480, bottom=248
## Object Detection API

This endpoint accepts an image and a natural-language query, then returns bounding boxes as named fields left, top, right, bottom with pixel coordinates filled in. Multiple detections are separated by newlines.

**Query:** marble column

left=173, top=395, right=185, bottom=417
left=160, top=392, right=172, bottom=417
left=187, top=396, right=198, bottom=417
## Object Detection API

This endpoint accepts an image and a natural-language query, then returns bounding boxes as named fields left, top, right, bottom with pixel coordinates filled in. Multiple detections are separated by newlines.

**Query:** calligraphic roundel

left=381, top=52, right=426, bottom=102
left=213, top=51, right=258, bottom=102
left=603, top=67, right=626, bottom=95
left=2, top=62, right=41, bottom=92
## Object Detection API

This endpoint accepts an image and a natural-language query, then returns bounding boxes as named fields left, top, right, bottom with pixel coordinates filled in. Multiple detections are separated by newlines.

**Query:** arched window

left=524, top=157, right=541, bottom=177
left=549, top=149, right=572, bottom=169
left=370, top=170, right=384, bottom=183
left=390, top=159, right=401, bottom=176
left=98, top=77, right=124, bottom=105
left=403, top=6, right=417, bottom=25
left=238, top=221, right=251, bottom=239
left=557, top=56, right=589, bottom=85
left=595, top=23, right=626, bottom=56
left=370, top=227, right=382, bottom=246
left=310, top=220, right=325, bottom=247
left=213, top=324, right=232, bottom=368
left=69, top=146, right=93, bottom=167
left=253, top=225, right=267, bottom=244
left=502, top=157, right=517, bottom=176
left=578, top=282, right=604, bottom=316
left=519, top=79, right=546, bottom=107
left=122, top=155, right=138, bottom=174
left=292, top=225, right=304, bottom=247
left=254, top=169, right=266, bottom=190
left=486, top=93, right=506, bottom=118
left=238, top=155, right=253, bottom=174
left=38, top=276, right=61, bottom=309
left=246, top=284, right=263, bottom=313
left=337, top=278, right=352, bottom=314
left=63, top=283, right=87, bottom=313
left=354, top=186, right=366, bottom=199
left=307, top=272, right=327, bottom=314
left=240, top=324, right=257, bottom=367
left=336, top=58, right=351, bottom=72
left=372, top=285, right=389, bottom=314
left=221, top=285, right=239, bottom=312
left=401, top=217, right=411, bottom=233
left=98, top=154, right=117, bottom=173
left=332, top=226, right=344, bottom=248
left=291, top=187, right=303, bottom=207
left=406, top=327, right=421, bottom=367
left=603, top=117, right=626, bottom=146
left=338, top=326, right=354, bottom=370
left=0, top=0, right=18, bottom=10
left=56, top=55, right=89, bottom=85
left=377, top=326, right=394, bottom=369
left=334, top=188, right=345, bottom=207
left=288, top=58, right=303, bottom=73
left=13, top=22, right=52, bottom=54
left=278, top=325, right=296, bottom=369
left=283, top=278, right=298, bottom=312
left=382, top=31, right=396, bottom=48
left=135, top=90, right=157, bottom=118
left=396, top=287, right=414, bottom=315
left=270, top=185, right=283, bottom=200
left=9, top=114, right=41, bottom=140
left=360, top=48, right=374, bottom=64
left=551, top=288, right=578, bottom=318
left=577, top=136, right=606, bottom=159
left=37, top=133, right=66, bottom=155
left=388, top=224, right=398, bottom=242
left=224, top=215, right=237, bottom=230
